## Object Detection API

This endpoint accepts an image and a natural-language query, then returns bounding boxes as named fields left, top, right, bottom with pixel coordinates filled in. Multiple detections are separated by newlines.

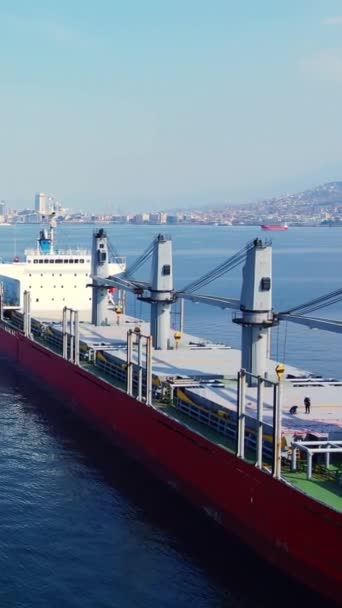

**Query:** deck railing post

left=126, top=330, right=133, bottom=396
left=273, top=381, right=283, bottom=480
left=291, top=446, right=297, bottom=472
left=237, top=369, right=246, bottom=459
left=0, top=282, right=4, bottom=321
left=23, top=291, right=27, bottom=336
left=27, top=291, right=31, bottom=338
left=69, top=309, right=74, bottom=363
left=307, top=452, right=313, bottom=480
left=137, top=334, right=143, bottom=400
left=256, top=376, right=264, bottom=468
left=74, top=310, right=79, bottom=366
left=146, top=336, right=152, bottom=405
left=325, top=449, right=330, bottom=469
left=62, top=307, right=68, bottom=359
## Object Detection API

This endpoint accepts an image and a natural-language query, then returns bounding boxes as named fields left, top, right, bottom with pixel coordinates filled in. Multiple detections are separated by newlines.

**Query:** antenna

left=49, top=211, right=57, bottom=254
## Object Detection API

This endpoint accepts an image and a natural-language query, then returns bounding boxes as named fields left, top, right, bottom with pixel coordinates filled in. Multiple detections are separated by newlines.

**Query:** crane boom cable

left=281, top=286, right=342, bottom=317
left=125, top=240, right=155, bottom=278
left=108, top=240, right=121, bottom=261
left=292, top=295, right=342, bottom=317
left=184, top=252, right=246, bottom=293
left=179, top=240, right=255, bottom=294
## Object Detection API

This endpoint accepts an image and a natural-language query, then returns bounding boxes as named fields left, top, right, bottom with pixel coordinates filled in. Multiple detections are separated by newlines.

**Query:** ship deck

left=17, top=312, right=342, bottom=512
left=73, top=315, right=342, bottom=438
left=81, top=361, right=342, bottom=513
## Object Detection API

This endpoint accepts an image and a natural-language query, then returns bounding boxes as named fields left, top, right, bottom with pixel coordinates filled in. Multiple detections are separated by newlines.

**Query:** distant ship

left=261, top=224, right=288, bottom=231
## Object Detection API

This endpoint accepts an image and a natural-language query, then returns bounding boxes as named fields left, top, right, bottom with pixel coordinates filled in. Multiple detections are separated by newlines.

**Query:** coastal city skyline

left=1, top=180, right=342, bottom=226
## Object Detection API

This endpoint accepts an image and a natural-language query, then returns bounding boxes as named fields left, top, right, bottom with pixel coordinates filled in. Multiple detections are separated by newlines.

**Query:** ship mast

left=48, top=212, right=57, bottom=255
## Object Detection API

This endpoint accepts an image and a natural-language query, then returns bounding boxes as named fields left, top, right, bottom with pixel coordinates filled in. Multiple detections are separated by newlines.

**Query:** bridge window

left=162, top=264, right=171, bottom=276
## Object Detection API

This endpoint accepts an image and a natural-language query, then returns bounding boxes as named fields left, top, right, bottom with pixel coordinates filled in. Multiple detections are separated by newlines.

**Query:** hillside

left=263, top=182, right=342, bottom=208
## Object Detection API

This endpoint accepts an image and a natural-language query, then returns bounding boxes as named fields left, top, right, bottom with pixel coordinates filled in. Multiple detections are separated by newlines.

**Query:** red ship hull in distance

left=0, top=327, right=341, bottom=606
left=261, top=224, right=288, bottom=231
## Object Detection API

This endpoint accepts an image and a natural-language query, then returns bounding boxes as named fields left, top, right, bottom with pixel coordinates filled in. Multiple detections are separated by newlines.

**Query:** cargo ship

left=261, top=224, right=288, bottom=231
left=0, top=227, right=341, bottom=605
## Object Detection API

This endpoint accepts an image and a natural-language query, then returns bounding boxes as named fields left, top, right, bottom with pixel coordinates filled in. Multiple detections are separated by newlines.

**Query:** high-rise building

left=34, top=193, right=48, bottom=215
left=149, top=212, right=167, bottom=224
left=132, top=213, right=150, bottom=224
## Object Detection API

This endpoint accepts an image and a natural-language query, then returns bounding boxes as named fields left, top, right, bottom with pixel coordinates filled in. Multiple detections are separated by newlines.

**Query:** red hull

left=0, top=328, right=341, bottom=605
left=261, top=224, right=288, bottom=231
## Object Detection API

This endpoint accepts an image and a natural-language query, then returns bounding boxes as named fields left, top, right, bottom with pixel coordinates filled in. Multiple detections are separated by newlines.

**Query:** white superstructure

left=0, top=217, right=125, bottom=319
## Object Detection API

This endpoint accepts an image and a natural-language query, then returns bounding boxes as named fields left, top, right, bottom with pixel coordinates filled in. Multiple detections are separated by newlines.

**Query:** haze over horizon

left=1, top=1, right=342, bottom=212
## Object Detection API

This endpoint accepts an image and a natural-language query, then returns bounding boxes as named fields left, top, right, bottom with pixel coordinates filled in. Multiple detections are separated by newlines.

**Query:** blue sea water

left=0, top=224, right=340, bottom=607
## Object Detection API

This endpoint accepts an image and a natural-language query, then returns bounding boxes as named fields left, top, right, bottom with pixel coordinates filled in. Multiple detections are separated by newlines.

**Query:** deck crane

left=277, top=287, right=342, bottom=334
left=91, top=231, right=174, bottom=349
left=91, top=231, right=342, bottom=381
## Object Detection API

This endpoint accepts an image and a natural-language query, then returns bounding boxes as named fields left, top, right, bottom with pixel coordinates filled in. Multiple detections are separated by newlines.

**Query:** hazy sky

left=1, top=1, right=342, bottom=211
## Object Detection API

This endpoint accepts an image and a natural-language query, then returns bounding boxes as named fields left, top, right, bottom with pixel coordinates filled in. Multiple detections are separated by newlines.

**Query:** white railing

left=291, top=440, right=342, bottom=480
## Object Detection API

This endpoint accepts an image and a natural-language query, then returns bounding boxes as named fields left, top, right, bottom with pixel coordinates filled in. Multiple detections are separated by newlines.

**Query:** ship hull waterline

left=0, top=326, right=341, bottom=605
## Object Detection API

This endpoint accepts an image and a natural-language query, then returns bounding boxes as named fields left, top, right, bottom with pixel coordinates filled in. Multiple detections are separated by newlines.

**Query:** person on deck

left=304, top=396, right=311, bottom=414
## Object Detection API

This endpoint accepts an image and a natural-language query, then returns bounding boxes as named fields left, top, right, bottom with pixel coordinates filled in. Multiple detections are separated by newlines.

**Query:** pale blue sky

left=1, top=0, right=342, bottom=211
